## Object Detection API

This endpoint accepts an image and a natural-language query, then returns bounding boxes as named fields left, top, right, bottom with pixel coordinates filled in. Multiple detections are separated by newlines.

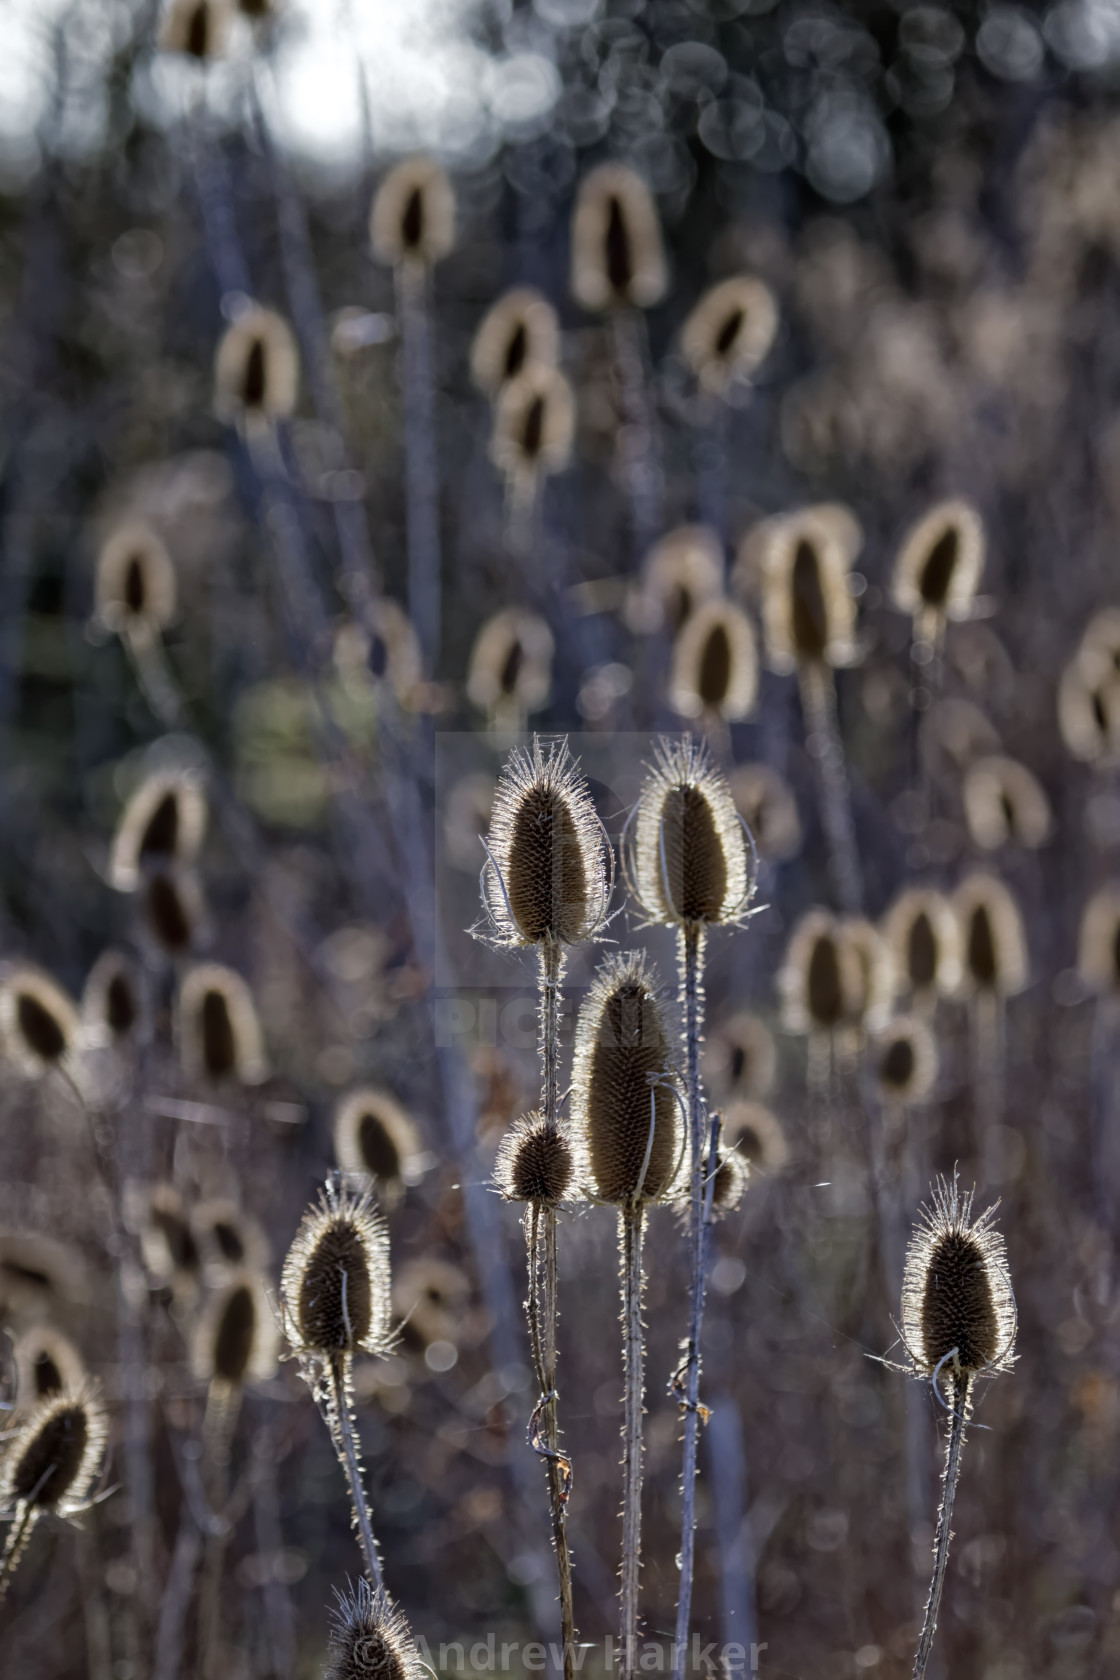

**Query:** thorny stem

left=913, top=1375, right=971, bottom=1680
left=620, top=1203, right=646, bottom=1680
left=326, top=1353, right=383, bottom=1590
left=0, top=1503, right=36, bottom=1603
left=799, top=662, right=862, bottom=914
left=397, top=263, right=442, bottom=670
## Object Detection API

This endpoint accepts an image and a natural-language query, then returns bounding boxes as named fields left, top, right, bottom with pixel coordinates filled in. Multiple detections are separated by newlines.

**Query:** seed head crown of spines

left=900, top=1174, right=1017, bottom=1383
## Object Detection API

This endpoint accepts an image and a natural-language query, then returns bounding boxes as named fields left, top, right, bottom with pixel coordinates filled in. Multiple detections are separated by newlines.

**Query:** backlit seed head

left=143, top=869, right=205, bottom=955
left=178, top=964, right=268, bottom=1086
left=570, top=164, right=667, bottom=312
left=952, top=873, right=1028, bottom=998
left=627, top=737, right=753, bottom=928
left=668, top=601, right=759, bottom=722
left=281, top=1181, right=392, bottom=1358
left=0, top=968, right=79, bottom=1077
left=95, top=521, right=177, bottom=638
left=494, top=1113, right=576, bottom=1205
left=214, top=305, right=299, bottom=429
left=191, top=1200, right=270, bottom=1277
left=0, top=1383, right=109, bottom=1516
left=370, top=157, right=456, bottom=269
left=334, top=1087, right=425, bottom=1205
left=751, top=505, right=862, bottom=671
left=881, top=888, right=962, bottom=1004
left=470, top=288, right=560, bottom=399
left=836, top=918, right=895, bottom=1032
left=871, top=1016, right=938, bottom=1104
left=478, top=737, right=612, bottom=949
left=720, top=1100, right=789, bottom=1173
left=108, top=767, right=207, bottom=893
left=779, top=910, right=890, bottom=1034
left=681, top=275, right=778, bottom=395
left=489, top=365, right=576, bottom=487
left=1080, top=606, right=1120, bottom=672
left=892, top=499, right=986, bottom=625
left=727, top=764, right=802, bottom=862
left=334, top=600, right=423, bottom=710
left=193, top=1271, right=279, bottom=1386
left=962, top=755, right=1052, bottom=852
left=466, top=608, right=554, bottom=722
left=159, top=0, right=231, bottom=59
left=1077, top=884, right=1120, bottom=995
left=571, top=951, right=682, bottom=1206
left=392, top=1257, right=471, bottom=1352
left=0, top=1234, right=87, bottom=1325
left=141, top=1184, right=203, bottom=1285
left=704, top=1012, right=777, bottom=1103
left=625, top=526, right=724, bottom=637
left=82, top=951, right=144, bottom=1046
left=707, top=1146, right=749, bottom=1216
left=443, top=773, right=498, bottom=873
left=326, top=1579, right=424, bottom=1680
left=13, top=1329, right=85, bottom=1403
left=901, top=1175, right=1016, bottom=1380
left=1058, top=649, right=1120, bottom=765
left=920, top=698, right=1001, bottom=781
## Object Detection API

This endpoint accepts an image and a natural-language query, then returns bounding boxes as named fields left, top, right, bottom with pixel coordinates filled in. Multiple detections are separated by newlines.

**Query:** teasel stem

left=695, top=396, right=730, bottom=547
left=397, top=263, right=442, bottom=669
left=913, top=1375, right=971, bottom=1680
left=619, top=1201, right=646, bottom=1680
left=325, top=1352, right=383, bottom=1589
left=798, top=662, right=862, bottom=914
left=0, top=1503, right=37, bottom=1603
left=971, top=991, right=1005, bottom=1177
left=610, top=310, right=663, bottom=563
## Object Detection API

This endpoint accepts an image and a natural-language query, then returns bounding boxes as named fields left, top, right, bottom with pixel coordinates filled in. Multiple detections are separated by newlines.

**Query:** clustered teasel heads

left=668, top=600, right=759, bottom=723
left=281, top=1180, right=392, bottom=1360
left=625, top=737, right=753, bottom=929
left=470, top=287, right=560, bottom=400
left=178, top=963, right=268, bottom=1085
left=370, top=156, right=456, bottom=270
left=214, top=305, right=299, bottom=430
left=681, top=274, right=778, bottom=395
left=95, top=521, right=177, bottom=643
left=334, top=1087, right=424, bottom=1206
left=0, top=967, right=80, bottom=1079
left=751, top=503, right=861, bottom=672
left=899, top=1176, right=1017, bottom=1386
left=571, top=163, right=667, bottom=312
left=891, top=498, right=986, bottom=633
left=108, top=766, right=207, bottom=893
left=325, top=1578, right=424, bottom=1680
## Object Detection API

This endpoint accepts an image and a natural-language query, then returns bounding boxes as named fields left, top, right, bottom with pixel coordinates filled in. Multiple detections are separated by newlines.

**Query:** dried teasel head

left=159, top=0, right=231, bottom=59
left=139, top=1184, right=203, bottom=1287
left=477, top=736, right=613, bottom=950
left=900, top=1175, right=1016, bottom=1383
left=962, top=755, right=1052, bottom=852
left=0, top=1382, right=109, bottom=1518
left=370, top=156, right=456, bottom=269
left=706, top=1145, right=749, bottom=1217
left=192, top=1271, right=279, bottom=1387
left=626, top=737, right=754, bottom=929
left=727, top=764, right=802, bottom=863
left=325, top=1578, right=425, bottom=1680
left=108, top=766, right=207, bottom=893
left=82, top=951, right=144, bottom=1047
left=570, top=163, right=667, bottom=312
left=489, top=365, right=576, bottom=489
left=1077, top=884, right=1120, bottom=995
left=571, top=951, right=682, bottom=1205
left=625, top=525, right=724, bottom=637
left=836, top=917, right=895, bottom=1034
left=214, top=305, right=299, bottom=430
left=95, top=521, right=177, bottom=640
left=1080, top=606, right=1120, bottom=673
left=470, top=288, right=560, bottom=400
left=704, top=1011, right=777, bottom=1103
left=12, top=1328, right=85, bottom=1403
left=334, top=600, right=423, bottom=710
left=191, top=1199, right=270, bottom=1277
left=281, top=1180, right=392, bottom=1358
left=1058, top=648, right=1120, bottom=765
left=952, top=872, right=1028, bottom=999
left=143, top=869, right=205, bottom=956
left=392, top=1257, right=470, bottom=1353
left=871, top=1016, right=938, bottom=1106
left=779, top=909, right=888, bottom=1035
left=681, top=275, right=778, bottom=396
left=881, top=887, right=962, bottom=1005
left=720, top=1101, right=789, bottom=1174
left=749, top=504, right=861, bottom=672
left=0, top=1233, right=88, bottom=1326
left=334, top=1086, right=425, bottom=1205
left=178, top=964, right=268, bottom=1086
left=494, top=1112, right=576, bottom=1205
left=668, top=600, right=759, bottom=722
left=0, top=968, right=80, bottom=1078
left=891, top=499, right=986, bottom=629
left=466, top=607, right=554, bottom=723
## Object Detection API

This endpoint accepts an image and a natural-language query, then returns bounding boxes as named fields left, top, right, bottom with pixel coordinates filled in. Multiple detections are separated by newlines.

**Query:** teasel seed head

left=0, top=1382, right=109, bottom=1517
left=178, top=963, right=268, bottom=1086
left=891, top=499, right=986, bottom=628
left=470, top=288, right=560, bottom=399
left=626, top=737, right=754, bottom=928
left=334, top=1086, right=425, bottom=1206
left=0, top=968, right=80, bottom=1078
left=881, top=887, right=962, bottom=1006
left=728, top=764, right=802, bottom=863
left=962, top=755, right=1052, bottom=852
left=872, top=1016, right=938, bottom=1105
left=95, top=521, right=177, bottom=640
left=704, top=1011, right=777, bottom=1103
left=214, top=305, right=299, bottom=429
left=681, top=275, right=778, bottom=396
left=750, top=504, right=861, bottom=672
left=952, top=872, right=1028, bottom=999
left=108, top=766, right=207, bottom=893
left=625, top=525, right=724, bottom=637
left=570, top=163, right=667, bottom=312
left=1078, top=884, right=1120, bottom=995
left=494, top=1112, right=576, bottom=1205
left=143, top=869, right=205, bottom=955
left=900, top=1175, right=1017, bottom=1381
left=489, top=364, right=576, bottom=490
left=668, top=600, right=759, bottom=723
left=192, top=1199, right=270, bottom=1277
left=466, top=607, right=554, bottom=724
left=140, top=1183, right=203, bottom=1288
left=1079, top=605, right=1120, bottom=673
left=370, top=156, right=456, bottom=269
left=281, top=1180, right=392, bottom=1358
left=159, top=0, right=231, bottom=60
left=478, top=736, right=613, bottom=950
left=0, top=1233, right=88, bottom=1325
left=836, top=917, right=895, bottom=1034
left=82, top=951, right=144, bottom=1047
left=334, top=600, right=423, bottom=710
left=707, top=1146, right=749, bottom=1217
left=571, top=951, right=682, bottom=1206
left=720, top=1101, right=789, bottom=1174
left=779, top=910, right=889, bottom=1034
left=392, top=1257, right=470, bottom=1353
left=1058, top=648, right=1120, bottom=765
left=12, top=1329, right=85, bottom=1403
left=192, top=1271, right=279, bottom=1387
left=325, top=1578, right=424, bottom=1680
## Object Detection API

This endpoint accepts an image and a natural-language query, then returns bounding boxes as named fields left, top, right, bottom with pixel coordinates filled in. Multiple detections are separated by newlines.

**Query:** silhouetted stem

left=620, top=1203, right=646, bottom=1680
left=912, top=1377, right=970, bottom=1680
left=799, top=661, right=862, bottom=913
left=326, top=1353, right=383, bottom=1589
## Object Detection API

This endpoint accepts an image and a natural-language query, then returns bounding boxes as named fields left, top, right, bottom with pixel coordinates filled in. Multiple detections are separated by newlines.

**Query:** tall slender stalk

left=620, top=1202, right=646, bottom=1680
left=913, top=1378, right=971, bottom=1680
left=326, top=1353, right=383, bottom=1589
left=610, top=310, right=663, bottom=562
left=799, top=662, right=862, bottom=914
left=397, top=264, right=442, bottom=669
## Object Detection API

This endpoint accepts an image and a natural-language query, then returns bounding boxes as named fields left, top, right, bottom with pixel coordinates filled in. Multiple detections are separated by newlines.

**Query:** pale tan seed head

left=95, top=521, right=177, bottom=638
left=871, top=1015, right=938, bottom=1105
left=779, top=910, right=847, bottom=1034
left=681, top=275, right=778, bottom=395
left=192, top=1270, right=279, bottom=1386
left=334, top=1086, right=425, bottom=1206
left=81, top=950, right=144, bottom=1047
left=570, top=164, right=667, bottom=312
left=881, top=887, right=962, bottom=1004
left=159, top=0, right=231, bottom=59
left=962, top=755, right=1052, bottom=851
left=727, top=764, right=802, bottom=862
left=705, top=1011, right=777, bottom=1103
left=891, top=499, right=986, bottom=626
left=214, top=305, right=299, bottom=429
left=901, top=1175, right=1016, bottom=1380
left=0, top=968, right=80, bottom=1078
left=139, top=1183, right=203, bottom=1286
left=720, top=1100, right=789, bottom=1174
left=325, top=1579, right=425, bottom=1680
left=951, top=872, right=1028, bottom=998
left=668, top=600, right=759, bottom=722
left=191, top=1199, right=270, bottom=1277
left=281, top=1181, right=392, bottom=1358
left=493, top=1112, right=576, bottom=1205
left=489, top=365, right=576, bottom=488
left=12, top=1328, right=85, bottom=1404
left=836, top=917, right=895, bottom=1033
left=0, top=1233, right=88, bottom=1327
left=334, top=600, right=423, bottom=710
left=470, top=288, right=560, bottom=399
left=627, top=737, right=752, bottom=928
left=1058, top=648, right=1120, bottom=765
left=1077, top=884, right=1120, bottom=995
left=178, top=964, right=268, bottom=1086
left=748, top=505, right=861, bottom=672
left=0, top=1382, right=109, bottom=1517
left=108, top=767, right=208, bottom=893
left=466, top=608, right=554, bottom=722
left=370, top=157, right=456, bottom=269
left=392, top=1257, right=471, bottom=1352
left=625, top=526, right=724, bottom=637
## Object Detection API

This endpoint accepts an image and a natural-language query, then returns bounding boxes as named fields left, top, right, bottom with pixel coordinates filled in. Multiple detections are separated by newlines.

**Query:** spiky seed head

left=334, top=1087, right=424, bottom=1205
left=191, top=1200, right=270, bottom=1276
left=478, top=737, right=612, bottom=949
left=625, top=526, right=724, bottom=637
left=1077, top=884, right=1120, bottom=995
left=143, top=870, right=203, bottom=954
left=489, top=365, right=575, bottom=487
left=214, top=305, right=299, bottom=429
left=0, top=1383, right=109, bottom=1516
left=193, top=1271, right=279, bottom=1386
left=281, top=1181, right=392, bottom=1357
left=159, top=0, right=231, bottom=59
left=470, top=288, right=560, bottom=399
left=108, top=767, right=208, bottom=893
left=881, top=887, right=962, bottom=1004
left=728, top=764, right=802, bottom=863
left=178, top=964, right=268, bottom=1086
left=901, top=1176, right=1016, bottom=1380
left=82, top=951, right=143, bottom=1046
left=333, top=600, right=423, bottom=709
left=628, top=738, right=753, bottom=928
left=392, top=1257, right=470, bottom=1351
left=494, top=1113, right=575, bottom=1205
left=668, top=601, right=759, bottom=723
left=13, top=1329, right=85, bottom=1403
left=891, top=499, right=985, bottom=624
left=571, top=951, right=681, bottom=1205
left=720, top=1100, right=789, bottom=1173
left=952, top=873, right=1028, bottom=998
left=570, top=163, right=667, bottom=312
left=370, top=156, right=456, bottom=268
left=325, top=1579, right=424, bottom=1680
left=95, top=521, right=177, bottom=638
left=749, top=505, right=861, bottom=672
left=872, top=1016, right=938, bottom=1104
left=962, top=755, right=1053, bottom=852
left=1058, top=649, right=1120, bottom=765
left=141, top=1184, right=203, bottom=1284
left=681, top=275, right=778, bottom=395
left=705, top=1012, right=777, bottom=1102
left=466, top=608, right=554, bottom=721
left=0, top=968, right=79, bottom=1077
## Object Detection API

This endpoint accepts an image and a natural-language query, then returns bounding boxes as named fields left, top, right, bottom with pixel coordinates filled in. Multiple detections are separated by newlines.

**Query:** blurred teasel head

left=392, top=1257, right=470, bottom=1354
left=779, top=910, right=888, bottom=1035
left=626, top=737, right=754, bottom=929
left=494, top=1112, right=576, bottom=1206
left=13, top=1328, right=85, bottom=1404
left=214, top=304, right=299, bottom=430
left=281, top=1180, right=392, bottom=1359
left=668, top=600, right=759, bottom=723
left=872, top=1015, right=938, bottom=1106
left=143, top=869, right=205, bottom=956
left=920, top=697, right=1001, bottom=783
left=82, top=951, right=144, bottom=1047
left=570, top=163, right=667, bottom=312
left=1058, top=646, right=1120, bottom=765
left=159, top=0, right=230, bottom=59
left=470, top=287, right=560, bottom=399
left=962, top=755, right=1052, bottom=852
left=1077, top=883, right=1120, bottom=995
left=192, top=1199, right=269, bottom=1276
left=952, top=872, right=1028, bottom=998
left=0, top=967, right=80, bottom=1079
left=900, top=1175, right=1017, bottom=1384
left=192, top=1271, right=279, bottom=1388
left=466, top=607, right=554, bottom=726
left=721, top=1100, right=789, bottom=1174
left=571, top=951, right=681, bottom=1206
left=325, top=1578, right=424, bottom=1680
left=489, top=364, right=576, bottom=491
left=704, top=1011, right=777, bottom=1104
left=0, top=1232, right=86, bottom=1326
left=681, top=274, right=778, bottom=396
left=334, top=1086, right=425, bottom=1206
left=95, top=521, right=176, bottom=642
left=334, top=599, right=423, bottom=710
left=728, top=763, right=802, bottom=863
left=881, top=887, right=962, bottom=1006
left=625, top=525, right=724, bottom=637
left=706, top=1145, right=749, bottom=1217
left=178, top=963, right=268, bottom=1086
left=108, top=765, right=207, bottom=893
left=836, top=917, right=895, bottom=1034
left=139, top=1183, right=203, bottom=1287
left=752, top=504, right=862, bottom=672
left=0, top=1382, right=109, bottom=1518
left=478, top=736, right=613, bottom=950
left=370, top=156, right=456, bottom=270
left=891, top=498, right=985, bottom=633
left=1079, top=605, right=1120, bottom=674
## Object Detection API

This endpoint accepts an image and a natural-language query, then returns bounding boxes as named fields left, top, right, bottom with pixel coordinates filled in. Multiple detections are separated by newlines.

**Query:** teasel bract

left=570, top=951, right=681, bottom=1680
left=466, top=607, right=554, bottom=732
left=108, top=765, right=207, bottom=893
left=489, top=364, right=576, bottom=558
left=881, top=887, right=962, bottom=1013
left=470, top=287, right=560, bottom=401
left=0, top=1382, right=110, bottom=1602
left=624, top=525, right=724, bottom=638
left=177, top=963, right=268, bottom=1086
left=334, top=1086, right=425, bottom=1209
left=891, top=498, right=985, bottom=653
left=961, top=754, right=1053, bottom=851
left=894, top=1176, right=1016, bottom=1680
left=280, top=1179, right=393, bottom=1586
left=667, top=600, right=759, bottom=726
left=681, top=275, right=778, bottom=397
left=214, top=304, right=299, bottom=434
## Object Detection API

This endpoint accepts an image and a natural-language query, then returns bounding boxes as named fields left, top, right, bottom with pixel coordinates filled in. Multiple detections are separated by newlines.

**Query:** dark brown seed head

left=334, top=1088, right=422, bottom=1204
left=400, top=188, right=424, bottom=253
left=180, top=965, right=267, bottom=1086
left=326, top=1580, right=422, bottom=1680
left=148, top=1188, right=202, bottom=1278
left=873, top=1015, right=937, bottom=1104
left=952, top=874, right=1027, bottom=999
left=1, top=971, right=79, bottom=1076
left=629, top=737, right=752, bottom=927
left=901, top=1176, right=1016, bottom=1382
left=571, top=163, right=666, bottom=312
left=966, top=904, right=997, bottom=988
left=281, top=1183, right=391, bottom=1358
left=697, top=624, right=732, bottom=707
left=604, top=196, right=633, bottom=296
left=0, top=1385, right=108, bottom=1515
left=200, top=990, right=235, bottom=1078
left=892, top=500, right=984, bottom=624
left=17, top=993, right=67, bottom=1064
left=921, top=1229, right=999, bottom=1372
left=145, top=873, right=194, bottom=952
left=370, top=157, right=456, bottom=269
left=881, top=1035, right=914, bottom=1090
left=105, top=973, right=137, bottom=1037
left=214, top=306, right=299, bottom=427
left=908, top=911, right=937, bottom=989
left=494, top=1113, right=575, bottom=1204
left=807, top=934, right=844, bottom=1029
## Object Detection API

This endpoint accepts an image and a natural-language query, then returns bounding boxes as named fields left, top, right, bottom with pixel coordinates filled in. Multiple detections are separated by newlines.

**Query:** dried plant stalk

left=619, top=1201, right=645, bottom=1680
left=799, top=661, right=862, bottom=913
left=397, top=265, right=441, bottom=669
